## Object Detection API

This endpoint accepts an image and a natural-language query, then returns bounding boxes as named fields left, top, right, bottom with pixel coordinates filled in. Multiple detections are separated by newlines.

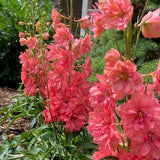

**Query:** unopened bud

left=19, top=21, right=25, bottom=26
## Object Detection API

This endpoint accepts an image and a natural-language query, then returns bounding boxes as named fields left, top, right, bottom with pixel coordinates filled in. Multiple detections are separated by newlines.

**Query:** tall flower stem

left=39, top=14, right=58, bottom=141
left=125, top=21, right=132, bottom=60
left=113, top=30, right=121, bottom=55
left=133, top=26, right=141, bottom=60
left=69, top=0, right=73, bottom=32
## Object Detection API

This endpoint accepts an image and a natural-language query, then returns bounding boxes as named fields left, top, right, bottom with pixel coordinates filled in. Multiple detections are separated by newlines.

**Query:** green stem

left=133, top=26, right=141, bottom=60
left=113, top=30, right=121, bottom=54
left=69, top=0, right=73, bottom=32
left=138, top=0, right=149, bottom=25
left=31, top=0, right=36, bottom=36
left=125, top=21, right=132, bottom=60
left=39, top=16, right=58, bottom=142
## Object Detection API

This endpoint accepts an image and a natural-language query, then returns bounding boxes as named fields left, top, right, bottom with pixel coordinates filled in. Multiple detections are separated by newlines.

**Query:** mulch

left=0, top=87, right=30, bottom=137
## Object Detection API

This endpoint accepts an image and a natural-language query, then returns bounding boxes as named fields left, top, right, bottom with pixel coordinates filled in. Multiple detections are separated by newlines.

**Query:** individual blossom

left=138, top=8, right=160, bottom=38
left=131, top=129, right=160, bottom=159
left=52, top=9, right=64, bottom=26
left=89, top=74, right=116, bottom=110
left=97, top=0, right=133, bottom=30
left=19, top=32, right=26, bottom=38
left=105, top=60, right=143, bottom=96
left=19, top=21, right=25, bottom=26
left=116, top=91, right=160, bottom=139
left=35, top=20, right=40, bottom=28
left=75, top=15, right=92, bottom=30
left=118, top=149, right=148, bottom=160
left=87, top=108, right=121, bottom=160
left=153, top=60, right=160, bottom=95
left=24, top=76, right=37, bottom=96
left=72, top=34, right=93, bottom=59
left=105, top=48, right=121, bottom=68
left=89, top=11, right=105, bottom=38
left=19, top=38, right=26, bottom=46
left=53, top=24, right=73, bottom=47
left=42, top=32, right=49, bottom=40
left=26, top=37, right=38, bottom=49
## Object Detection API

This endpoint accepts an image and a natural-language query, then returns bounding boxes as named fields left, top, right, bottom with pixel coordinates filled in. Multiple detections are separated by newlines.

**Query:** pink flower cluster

left=90, top=0, right=133, bottom=38
left=19, top=38, right=49, bottom=98
left=88, top=48, right=160, bottom=160
left=19, top=9, right=93, bottom=132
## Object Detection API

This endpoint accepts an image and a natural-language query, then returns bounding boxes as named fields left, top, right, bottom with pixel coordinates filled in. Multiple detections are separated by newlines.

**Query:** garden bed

left=0, top=87, right=30, bottom=137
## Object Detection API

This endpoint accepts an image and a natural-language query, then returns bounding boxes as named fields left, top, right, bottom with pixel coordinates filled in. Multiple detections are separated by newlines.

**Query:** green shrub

left=0, top=0, right=53, bottom=88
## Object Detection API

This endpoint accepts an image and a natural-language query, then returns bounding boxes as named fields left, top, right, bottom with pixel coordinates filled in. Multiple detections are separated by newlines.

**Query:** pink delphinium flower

left=53, top=24, right=73, bottom=47
left=24, top=76, right=37, bottom=96
left=72, top=34, right=93, bottom=59
left=131, top=129, right=160, bottom=159
left=118, top=149, right=148, bottom=160
left=75, top=15, right=92, bottom=30
left=138, top=8, right=160, bottom=38
left=97, top=0, right=133, bottom=30
left=52, top=9, right=64, bottom=26
left=105, top=48, right=121, bottom=67
left=153, top=60, right=160, bottom=95
left=106, top=60, right=143, bottom=96
left=42, top=32, right=49, bottom=40
left=116, top=91, right=160, bottom=138
left=26, top=37, right=38, bottom=49
left=89, top=11, right=105, bottom=38
left=19, top=38, right=26, bottom=46
left=87, top=108, right=121, bottom=160
left=19, top=32, right=25, bottom=38
left=89, top=74, right=116, bottom=110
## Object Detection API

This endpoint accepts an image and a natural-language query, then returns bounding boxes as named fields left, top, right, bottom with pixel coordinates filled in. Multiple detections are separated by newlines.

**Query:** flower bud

left=19, top=21, right=25, bottom=26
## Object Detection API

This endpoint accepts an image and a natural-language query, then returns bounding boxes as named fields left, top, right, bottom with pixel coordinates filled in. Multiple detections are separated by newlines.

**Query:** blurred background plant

left=0, top=0, right=54, bottom=88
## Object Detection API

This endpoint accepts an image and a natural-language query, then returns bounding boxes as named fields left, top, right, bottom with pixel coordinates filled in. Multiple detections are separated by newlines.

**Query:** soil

left=0, top=87, right=30, bottom=138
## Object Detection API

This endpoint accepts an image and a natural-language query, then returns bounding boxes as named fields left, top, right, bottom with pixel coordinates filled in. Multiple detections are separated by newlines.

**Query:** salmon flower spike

left=138, top=9, right=160, bottom=38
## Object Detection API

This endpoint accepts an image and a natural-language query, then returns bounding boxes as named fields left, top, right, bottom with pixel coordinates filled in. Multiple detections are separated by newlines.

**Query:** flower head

left=138, top=9, right=160, bottom=38
left=97, top=0, right=133, bottom=30
left=75, top=15, right=92, bottom=30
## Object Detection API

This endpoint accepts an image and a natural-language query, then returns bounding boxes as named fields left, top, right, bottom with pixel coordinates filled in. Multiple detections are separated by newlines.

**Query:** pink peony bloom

left=53, top=24, right=73, bottom=47
left=75, top=15, right=92, bottom=30
left=106, top=60, right=143, bottom=96
left=116, top=91, right=160, bottom=138
left=138, top=9, right=160, bottom=38
left=97, top=0, right=133, bottom=30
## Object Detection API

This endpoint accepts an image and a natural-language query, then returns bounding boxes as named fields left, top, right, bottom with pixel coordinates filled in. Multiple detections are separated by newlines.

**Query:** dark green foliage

left=0, top=0, right=54, bottom=88
left=0, top=125, right=96, bottom=160
left=0, top=0, right=29, bottom=88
